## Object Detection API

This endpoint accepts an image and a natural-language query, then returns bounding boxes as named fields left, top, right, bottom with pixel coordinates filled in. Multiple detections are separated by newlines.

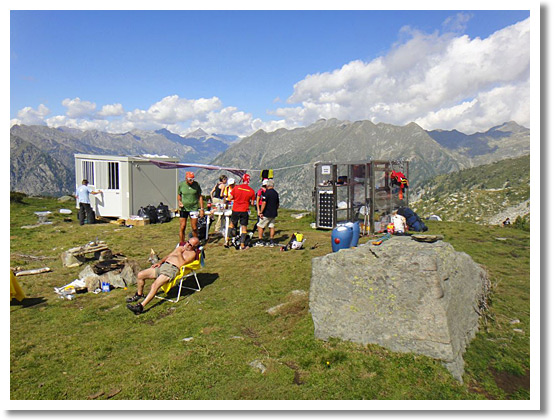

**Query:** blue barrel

left=332, top=226, right=353, bottom=252
left=343, top=221, right=361, bottom=247
left=349, top=221, right=361, bottom=247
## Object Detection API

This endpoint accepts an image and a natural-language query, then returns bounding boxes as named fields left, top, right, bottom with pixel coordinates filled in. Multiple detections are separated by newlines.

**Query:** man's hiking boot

left=126, top=293, right=144, bottom=303
left=267, top=240, right=277, bottom=247
left=254, top=240, right=265, bottom=247
left=127, top=303, right=144, bottom=315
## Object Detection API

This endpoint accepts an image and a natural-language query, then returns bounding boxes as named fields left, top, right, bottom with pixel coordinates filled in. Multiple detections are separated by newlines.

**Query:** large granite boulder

left=309, top=236, right=489, bottom=382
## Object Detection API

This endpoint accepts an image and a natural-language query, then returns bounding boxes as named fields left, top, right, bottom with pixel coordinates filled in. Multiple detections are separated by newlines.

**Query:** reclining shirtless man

left=126, top=237, right=200, bottom=315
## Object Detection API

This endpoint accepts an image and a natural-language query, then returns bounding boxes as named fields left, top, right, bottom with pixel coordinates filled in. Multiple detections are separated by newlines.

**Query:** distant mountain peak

left=489, top=121, right=528, bottom=134
left=187, top=128, right=209, bottom=138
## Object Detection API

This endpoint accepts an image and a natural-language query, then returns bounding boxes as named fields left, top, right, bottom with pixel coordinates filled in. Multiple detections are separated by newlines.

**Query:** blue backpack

left=397, top=207, right=428, bottom=232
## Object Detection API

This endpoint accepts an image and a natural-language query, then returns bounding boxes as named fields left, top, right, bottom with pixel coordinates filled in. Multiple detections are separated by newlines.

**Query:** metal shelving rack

left=313, top=160, right=409, bottom=233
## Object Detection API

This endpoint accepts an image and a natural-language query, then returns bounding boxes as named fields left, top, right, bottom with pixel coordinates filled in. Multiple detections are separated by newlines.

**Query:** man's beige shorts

left=257, top=216, right=276, bottom=229
left=155, top=262, right=179, bottom=279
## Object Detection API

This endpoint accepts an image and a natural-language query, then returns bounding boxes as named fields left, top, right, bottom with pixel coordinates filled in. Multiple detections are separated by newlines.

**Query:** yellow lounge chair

left=10, top=270, right=26, bottom=302
left=155, top=247, right=205, bottom=303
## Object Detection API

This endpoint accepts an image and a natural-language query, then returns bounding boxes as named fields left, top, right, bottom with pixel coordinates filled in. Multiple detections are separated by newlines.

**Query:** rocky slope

left=410, top=155, right=530, bottom=225
left=10, top=134, right=75, bottom=196
left=427, top=121, right=530, bottom=165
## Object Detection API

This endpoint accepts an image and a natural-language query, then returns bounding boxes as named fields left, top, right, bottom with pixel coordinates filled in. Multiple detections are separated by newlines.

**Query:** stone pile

left=78, top=260, right=141, bottom=292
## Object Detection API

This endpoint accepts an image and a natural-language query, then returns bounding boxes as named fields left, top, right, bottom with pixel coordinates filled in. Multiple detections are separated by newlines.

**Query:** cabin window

left=82, top=161, right=95, bottom=185
left=108, top=162, right=119, bottom=190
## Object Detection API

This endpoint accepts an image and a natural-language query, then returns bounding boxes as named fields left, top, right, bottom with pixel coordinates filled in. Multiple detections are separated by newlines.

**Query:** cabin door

left=92, top=161, right=122, bottom=218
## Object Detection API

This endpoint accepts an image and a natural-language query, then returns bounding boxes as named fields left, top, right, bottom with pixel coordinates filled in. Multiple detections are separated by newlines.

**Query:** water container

left=343, top=221, right=361, bottom=247
left=331, top=226, right=352, bottom=252
left=351, top=221, right=361, bottom=247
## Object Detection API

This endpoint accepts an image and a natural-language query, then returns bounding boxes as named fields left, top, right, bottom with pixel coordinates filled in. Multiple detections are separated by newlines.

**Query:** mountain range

left=10, top=120, right=529, bottom=210
left=9, top=125, right=238, bottom=196
left=196, top=119, right=530, bottom=210
left=426, top=121, right=530, bottom=166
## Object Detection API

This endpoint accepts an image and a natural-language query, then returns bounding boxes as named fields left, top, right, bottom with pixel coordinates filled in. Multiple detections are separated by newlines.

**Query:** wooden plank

left=15, top=267, right=52, bottom=276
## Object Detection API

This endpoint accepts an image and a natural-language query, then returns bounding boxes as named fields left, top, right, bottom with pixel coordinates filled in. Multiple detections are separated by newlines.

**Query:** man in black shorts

left=256, top=179, right=280, bottom=246
left=177, top=171, right=204, bottom=245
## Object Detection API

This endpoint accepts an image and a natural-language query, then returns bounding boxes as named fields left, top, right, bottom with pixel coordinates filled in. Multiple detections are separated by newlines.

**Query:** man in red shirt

left=227, top=173, right=255, bottom=250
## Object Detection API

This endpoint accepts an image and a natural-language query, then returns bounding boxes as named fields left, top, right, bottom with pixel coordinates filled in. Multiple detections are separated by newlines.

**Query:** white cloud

left=416, top=81, right=530, bottom=133
left=45, top=115, right=110, bottom=132
left=127, top=95, right=222, bottom=125
left=187, top=107, right=257, bottom=136
left=14, top=95, right=239, bottom=135
left=97, top=103, right=125, bottom=117
left=273, top=17, right=530, bottom=133
left=442, top=12, right=473, bottom=34
left=10, top=104, right=50, bottom=126
left=62, top=97, right=97, bottom=118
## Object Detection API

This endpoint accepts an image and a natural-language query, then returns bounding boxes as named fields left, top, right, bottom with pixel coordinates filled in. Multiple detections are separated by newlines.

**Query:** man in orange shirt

left=227, top=173, right=255, bottom=250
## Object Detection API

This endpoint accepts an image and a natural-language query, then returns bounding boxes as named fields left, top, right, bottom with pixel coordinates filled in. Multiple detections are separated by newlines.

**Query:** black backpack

left=196, top=216, right=212, bottom=238
left=138, top=205, right=158, bottom=224
left=156, top=202, right=171, bottom=223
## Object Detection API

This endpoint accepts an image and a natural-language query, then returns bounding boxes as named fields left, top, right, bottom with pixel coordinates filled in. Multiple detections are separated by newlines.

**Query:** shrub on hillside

left=10, top=191, right=27, bottom=203
left=513, top=215, right=530, bottom=231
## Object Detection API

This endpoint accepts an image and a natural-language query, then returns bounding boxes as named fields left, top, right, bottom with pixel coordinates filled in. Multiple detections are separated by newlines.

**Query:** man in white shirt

left=75, top=179, right=100, bottom=225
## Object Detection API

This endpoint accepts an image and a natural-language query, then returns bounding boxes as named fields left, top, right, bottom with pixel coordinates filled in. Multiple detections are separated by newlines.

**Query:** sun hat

left=227, top=178, right=235, bottom=185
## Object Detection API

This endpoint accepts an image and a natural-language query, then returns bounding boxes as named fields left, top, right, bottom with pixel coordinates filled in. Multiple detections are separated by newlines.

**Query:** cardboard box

left=126, top=218, right=150, bottom=227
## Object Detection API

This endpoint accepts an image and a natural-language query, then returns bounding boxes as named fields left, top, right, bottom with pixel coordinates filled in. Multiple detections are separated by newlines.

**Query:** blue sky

left=10, top=8, right=532, bottom=136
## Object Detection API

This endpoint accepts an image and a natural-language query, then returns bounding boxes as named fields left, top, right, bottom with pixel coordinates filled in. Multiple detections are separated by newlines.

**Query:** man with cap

left=228, top=173, right=255, bottom=250
left=177, top=171, right=204, bottom=245
left=75, top=179, right=101, bottom=225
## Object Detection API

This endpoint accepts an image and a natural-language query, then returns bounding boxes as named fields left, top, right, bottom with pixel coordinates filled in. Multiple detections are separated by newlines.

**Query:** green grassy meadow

left=10, top=197, right=530, bottom=400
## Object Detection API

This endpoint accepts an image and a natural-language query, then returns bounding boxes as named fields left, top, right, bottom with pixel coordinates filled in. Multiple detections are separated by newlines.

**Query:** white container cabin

left=74, top=154, right=178, bottom=219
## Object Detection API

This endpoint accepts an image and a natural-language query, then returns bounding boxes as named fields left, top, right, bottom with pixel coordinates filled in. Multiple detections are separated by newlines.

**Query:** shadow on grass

left=10, top=297, right=48, bottom=308
left=183, top=272, right=219, bottom=292
left=203, top=233, right=294, bottom=247
left=272, top=233, right=291, bottom=243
